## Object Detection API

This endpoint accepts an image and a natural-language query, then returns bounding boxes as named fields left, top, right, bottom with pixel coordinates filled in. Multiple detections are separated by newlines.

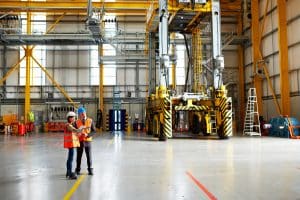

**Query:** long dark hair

left=67, top=116, right=74, bottom=123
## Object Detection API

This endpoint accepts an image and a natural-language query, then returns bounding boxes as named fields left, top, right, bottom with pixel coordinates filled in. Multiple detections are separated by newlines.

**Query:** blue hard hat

left=77, top=107, right=86, bottom=114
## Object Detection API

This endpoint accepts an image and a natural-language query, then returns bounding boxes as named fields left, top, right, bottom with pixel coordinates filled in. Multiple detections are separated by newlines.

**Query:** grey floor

left=1, top=132, right=300, bottom=200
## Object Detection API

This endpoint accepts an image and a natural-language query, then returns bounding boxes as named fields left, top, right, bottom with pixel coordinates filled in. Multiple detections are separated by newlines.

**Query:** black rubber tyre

left=217, top=124, right=229, bottom=139
left=200, top=117, right=210, bottom=136
left=146, top=118, right=153, bottom=135
left=192, top=114, right=201, bottom=134
left=153, top=115, right=160, bottom=137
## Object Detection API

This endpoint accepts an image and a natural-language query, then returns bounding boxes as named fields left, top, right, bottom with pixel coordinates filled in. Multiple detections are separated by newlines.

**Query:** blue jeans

left=66, top=148, right=75, bottom=176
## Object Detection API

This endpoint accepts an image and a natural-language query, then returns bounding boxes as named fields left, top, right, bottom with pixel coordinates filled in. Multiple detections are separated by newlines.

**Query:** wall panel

left=289, top=71, right=298, bottom=93
left=289, top=45, right=300, bottom=70
left=286, top=0, right=300, bottom=21
left=291, top=96, right=300, bottom=119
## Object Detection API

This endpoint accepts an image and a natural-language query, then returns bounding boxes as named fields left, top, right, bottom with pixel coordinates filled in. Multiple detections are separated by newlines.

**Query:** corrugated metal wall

left=244, top=0, right=300, bottom=120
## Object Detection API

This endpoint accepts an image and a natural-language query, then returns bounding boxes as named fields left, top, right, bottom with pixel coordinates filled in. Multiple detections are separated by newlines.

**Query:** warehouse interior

left=1, top=0, right=300, bottom=199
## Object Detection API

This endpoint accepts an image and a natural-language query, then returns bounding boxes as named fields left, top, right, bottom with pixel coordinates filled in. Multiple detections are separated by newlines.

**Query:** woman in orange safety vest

left=64, top=111, right=82, bottom=180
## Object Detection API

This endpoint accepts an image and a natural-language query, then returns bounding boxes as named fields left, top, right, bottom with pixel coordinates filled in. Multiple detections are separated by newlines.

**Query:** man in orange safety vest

left=75, top=107, right=96, bottom=175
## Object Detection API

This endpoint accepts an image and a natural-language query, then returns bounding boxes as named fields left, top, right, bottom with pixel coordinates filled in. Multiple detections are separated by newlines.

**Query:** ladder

left=243, top=88, right=261, bottom=136
left=210, top=110, right=217, bottom=135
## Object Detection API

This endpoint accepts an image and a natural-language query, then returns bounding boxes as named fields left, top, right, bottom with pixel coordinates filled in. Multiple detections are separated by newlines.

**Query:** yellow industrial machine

left=146, top=0, right=232, bottom=140
left=146, top=86, right=172, bottom=141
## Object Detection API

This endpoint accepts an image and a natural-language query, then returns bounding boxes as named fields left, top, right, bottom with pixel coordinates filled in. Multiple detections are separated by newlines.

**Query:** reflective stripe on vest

left=64, top=124, right=80, bottom=148
left=76, top=118, right=93, bottom=142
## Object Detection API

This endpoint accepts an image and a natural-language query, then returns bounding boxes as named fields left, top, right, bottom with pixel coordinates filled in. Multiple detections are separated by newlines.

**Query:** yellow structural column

left=99, top=44, right=104, bottom=131
left=237, top=13, right=245, bottom=131
left=251, top=0, right=263, bottom=114
left=277, top=0, right=290, bottom=116
left=25, top=11, right=32, bottom=123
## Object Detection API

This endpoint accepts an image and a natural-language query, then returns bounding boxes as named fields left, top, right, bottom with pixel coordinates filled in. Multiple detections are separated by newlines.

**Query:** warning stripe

left=221, top=97, right=232, bottom=137
left=163, top=96, right=172, bottom=138
left=175, top=105, right=209, bottom=111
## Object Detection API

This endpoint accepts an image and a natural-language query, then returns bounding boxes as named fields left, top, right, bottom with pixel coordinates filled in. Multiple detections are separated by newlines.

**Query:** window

left=90, top=45, right=99, bottom=85
left=103, top=16, right=116, bottom=85
left=104, top=15, right=117, bottom=38
left=176, top=44, right=186, bottom=85
left=90, top=15, right=117, bottom=86
left=168, top=44, right=186, bottom=86
left=103, top=65, right=116, bottom=85
left=103, top=43, right=116, bottom=85
left=19, top=13, right=46, bottom=86
left=90, top=44, right=117, bottom=86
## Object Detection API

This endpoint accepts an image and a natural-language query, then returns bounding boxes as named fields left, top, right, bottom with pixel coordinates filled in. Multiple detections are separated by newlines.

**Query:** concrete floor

left=1, top=132, right=300, bottom=200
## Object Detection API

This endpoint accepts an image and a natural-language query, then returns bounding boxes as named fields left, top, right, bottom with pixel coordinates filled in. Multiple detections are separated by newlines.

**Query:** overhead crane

left=146, top=0, right=232, bottom=140
left=0, top=0, right=238, bottom=127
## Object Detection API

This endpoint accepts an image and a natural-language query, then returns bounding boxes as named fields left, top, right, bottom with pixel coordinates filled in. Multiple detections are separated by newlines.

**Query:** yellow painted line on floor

left=63, top=174, right=87, bottom=200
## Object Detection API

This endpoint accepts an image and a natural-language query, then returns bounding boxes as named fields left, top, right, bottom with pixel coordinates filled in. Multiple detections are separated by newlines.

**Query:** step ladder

left=210, top=110, right=217, bottom=135
left=243, top=88, right=261, bottom=136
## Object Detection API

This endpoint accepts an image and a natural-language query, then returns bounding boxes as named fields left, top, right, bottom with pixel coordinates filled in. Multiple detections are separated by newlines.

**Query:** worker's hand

left=77, top=132, right=87, bottom=137
left=76, top=127, right=83, bottom=133
left=76, top=126, right=85, bottom=132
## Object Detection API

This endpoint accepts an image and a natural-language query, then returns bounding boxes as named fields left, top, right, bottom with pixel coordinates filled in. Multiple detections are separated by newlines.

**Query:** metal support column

left=211, top=0, right=224, bottom=89
left=99, top=44, right=104, bottom=129
left=135, top=60, right=140, bottom=97
left=237, top=14, right=245, bottom=131
left=251, top=0, right=263, bottom=114
left=25, top=11, right=32, bottom=123
left=277, top=0, right=290, bottom=116
left=159, top=0, right=169, bottom=87
left=2, top=45, right=7, bottom=98
left=148, top=32, right=156, bottom=96
left=0, top=45, right=7, bottom=115
left=192, top=28, right=203, bottom=93
left=158, top=0, right=171, bottom=139
left=0, top=56, right=25, bottom=85
left=170, top=32, right=176, bottom=90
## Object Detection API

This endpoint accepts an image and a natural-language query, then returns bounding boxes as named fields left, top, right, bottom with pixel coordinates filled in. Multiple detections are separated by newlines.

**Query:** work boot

left=68, top=172, right=77, bottom=180
left=66, top=171, right=70, bottom=178
left=88, top=168, right=94, bottom=175
left=75, top=168, right=81, bottom=175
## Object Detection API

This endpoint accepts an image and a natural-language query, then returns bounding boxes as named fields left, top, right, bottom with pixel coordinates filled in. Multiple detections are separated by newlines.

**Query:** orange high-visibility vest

left=76, top=118, right=93, bottom=142
left=64, top=123, right=80, bottom=148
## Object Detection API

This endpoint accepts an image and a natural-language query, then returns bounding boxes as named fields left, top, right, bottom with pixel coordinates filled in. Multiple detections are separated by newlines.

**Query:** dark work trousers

left=76, top=141, right=92, bottom=171
left=66, top=148, right=75, bottom=176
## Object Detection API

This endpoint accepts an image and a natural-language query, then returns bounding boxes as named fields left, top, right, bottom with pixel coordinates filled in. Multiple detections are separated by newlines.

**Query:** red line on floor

left=186, top=171, right=217, bottom=200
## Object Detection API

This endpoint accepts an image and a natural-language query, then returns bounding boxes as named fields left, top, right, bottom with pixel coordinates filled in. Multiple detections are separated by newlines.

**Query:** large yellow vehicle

left=146, top=0, right=232, bottom=140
